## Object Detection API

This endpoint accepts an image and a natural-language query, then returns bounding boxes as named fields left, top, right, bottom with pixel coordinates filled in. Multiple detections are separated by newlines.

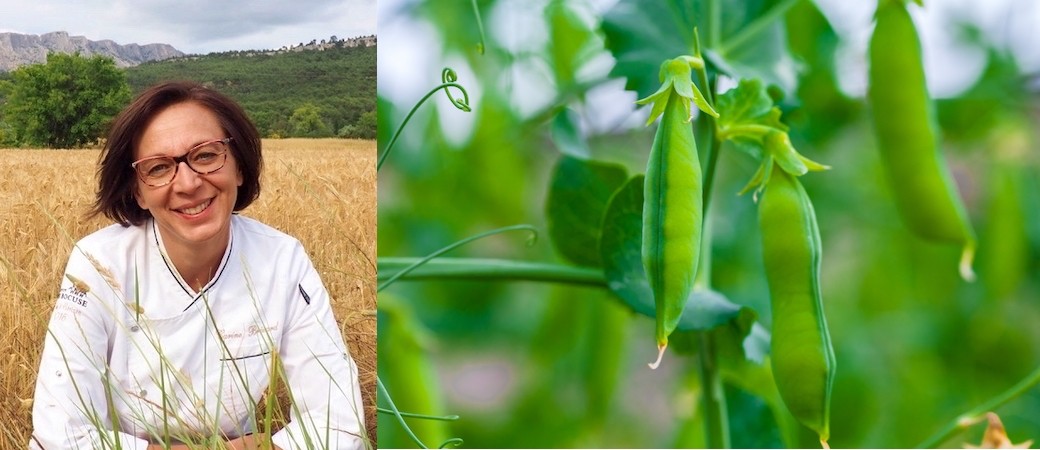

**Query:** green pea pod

left=639, top=64, right=704, bottom=369
left=636, top=57, right=716, bottom=369
left=868, top=0, right=977, bottom=281
left=758, top=166, right=835, bottom=446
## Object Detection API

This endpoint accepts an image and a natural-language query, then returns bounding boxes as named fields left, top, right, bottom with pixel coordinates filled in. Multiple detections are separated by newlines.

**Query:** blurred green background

left=376, top=0, right=1040, bottom=447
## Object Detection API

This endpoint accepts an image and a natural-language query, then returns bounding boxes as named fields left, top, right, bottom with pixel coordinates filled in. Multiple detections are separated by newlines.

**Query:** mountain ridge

left=0, top=31, right=183, bottom=72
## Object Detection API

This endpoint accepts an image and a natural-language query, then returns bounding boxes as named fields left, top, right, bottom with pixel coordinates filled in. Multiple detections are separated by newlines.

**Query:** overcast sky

left=0, top=0, right=376, bottom=55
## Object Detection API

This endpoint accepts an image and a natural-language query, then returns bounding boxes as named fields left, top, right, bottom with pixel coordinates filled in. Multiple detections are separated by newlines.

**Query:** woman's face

left=134, top=101, right=243, bottom=252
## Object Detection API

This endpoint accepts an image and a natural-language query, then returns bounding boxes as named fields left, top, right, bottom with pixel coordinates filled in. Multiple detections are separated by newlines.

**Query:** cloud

left=0, top=0, right=375, bottom=54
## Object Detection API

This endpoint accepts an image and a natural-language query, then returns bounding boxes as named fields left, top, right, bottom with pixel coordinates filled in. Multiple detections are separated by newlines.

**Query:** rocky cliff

left=0, top=31, right=183, bottom=72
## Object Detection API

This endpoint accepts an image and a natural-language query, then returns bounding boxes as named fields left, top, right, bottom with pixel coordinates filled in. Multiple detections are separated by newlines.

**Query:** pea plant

left=378, top=0, right=1040, bottom=448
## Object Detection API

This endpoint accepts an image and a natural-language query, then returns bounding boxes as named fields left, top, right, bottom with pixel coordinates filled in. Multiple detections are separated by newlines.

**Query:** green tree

left=124, top=45, right=376, bottom=137
left=5, top=53, right=131, bottom=148
left=356, top=109, right=377, bottom=138
left=0, top=76, right=14, bottom=146
left=338, top=109, right=376, bottom=139
left=288, top=102, right=333, bottom=137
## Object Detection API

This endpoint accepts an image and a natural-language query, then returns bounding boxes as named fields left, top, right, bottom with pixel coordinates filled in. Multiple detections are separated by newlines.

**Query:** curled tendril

left=377, top=377, right=427, bottom=449
left=377, top=377, right=465, bottom=449
left=439, top=438, right=465, bottom=449
left=377, top=68, right=473, bottom=171
left=440, top=69, right=471, bottom=112
left=524, top=231, right=539, bottom=247
left=470, top=0, right=487, bottom=55
left=378, top=224, right=539, bottom=292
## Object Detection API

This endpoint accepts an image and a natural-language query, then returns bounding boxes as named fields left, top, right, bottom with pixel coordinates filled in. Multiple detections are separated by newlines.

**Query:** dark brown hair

left=90, top=81, right=263, bottom=226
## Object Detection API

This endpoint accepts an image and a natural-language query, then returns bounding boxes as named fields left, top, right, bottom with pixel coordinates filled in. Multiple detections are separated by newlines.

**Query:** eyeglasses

left=131, top=138, right=233, bottom=187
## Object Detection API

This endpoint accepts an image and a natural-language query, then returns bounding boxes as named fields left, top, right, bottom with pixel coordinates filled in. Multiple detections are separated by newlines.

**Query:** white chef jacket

left=30, top=215, right=366, bottom=449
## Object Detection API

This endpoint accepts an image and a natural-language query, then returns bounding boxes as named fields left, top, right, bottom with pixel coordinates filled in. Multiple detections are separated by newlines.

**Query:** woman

left=30, top=81, right=366, bottom=449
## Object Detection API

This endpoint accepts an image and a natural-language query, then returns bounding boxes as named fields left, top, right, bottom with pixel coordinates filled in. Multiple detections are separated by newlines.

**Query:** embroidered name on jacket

left=219, top=322, right=280, bottom=340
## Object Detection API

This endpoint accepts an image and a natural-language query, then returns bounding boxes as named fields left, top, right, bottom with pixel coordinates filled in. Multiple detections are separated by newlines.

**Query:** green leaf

left=711, top=22, right=798, bottom=94
left=600, top=175, right=744, bottom=330
left=546, top=0, right=600, bottom=93
left=546, top=155, right=628, bottom=267
left=682, top=289, right=745, bottom=331
left=725, top=384, right=787, bottom=448
left=727, top=136, right=765, bottom=160
left=600, top=0, right=694, bottom=99
left=602, top=0, right=799, bottom=99
left=716, top=79, right=828, bottom=194
left=716, top=79, right=781, bottom=131
left=759, top=107, right=787, bottom=131
left=716, top=78, right=773, bottom=129
left=670, top=306, right=761, bottom=357
left=742, top=322, right=771, bottom=365
left=600, top=175, right=651, bottom=312
left=550, top=108, right=591, bottom=158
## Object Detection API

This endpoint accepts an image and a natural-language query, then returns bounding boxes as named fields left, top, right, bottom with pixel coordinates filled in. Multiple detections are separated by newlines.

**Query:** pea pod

left=636, top=57, right=716, bottom=369
left=758, top=166, right=835, bottom=446
left=868, top=0, right=976, bottom=280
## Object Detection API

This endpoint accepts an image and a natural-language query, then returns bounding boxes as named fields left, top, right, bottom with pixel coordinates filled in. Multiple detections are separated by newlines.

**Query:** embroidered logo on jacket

left=65, top=274, right=90, bottom=295
left=59, top=274, right=90, bottom=308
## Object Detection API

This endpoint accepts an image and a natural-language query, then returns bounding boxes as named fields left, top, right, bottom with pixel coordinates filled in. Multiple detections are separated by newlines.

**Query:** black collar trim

left=148, top=219, right=234, bottom=311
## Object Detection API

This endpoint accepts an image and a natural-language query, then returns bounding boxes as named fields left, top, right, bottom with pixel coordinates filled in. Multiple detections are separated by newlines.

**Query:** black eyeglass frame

left=130, top=137, right=233, bottom=187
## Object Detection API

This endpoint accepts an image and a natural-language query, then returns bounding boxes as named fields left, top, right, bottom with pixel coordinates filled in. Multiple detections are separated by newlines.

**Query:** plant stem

left=699, top=332, right=731, bottom=448
left=718, top=0, right=802, bottom=55
left=691, top=52, right=730, bottom=446
left=707, top=0, right=721, bottom=50
left=917, top=364, right=1040, bottom=448
left=377, top=225, right=537, bottom=292
left=378, top=257, right=605, bottom=287
left=699, top=92, right=721, bottom=214
left=716, top=123, right=773, bottom=140
left=469, top=0, right=487, bottom=54
left=376, top=408, right=460, bottom=422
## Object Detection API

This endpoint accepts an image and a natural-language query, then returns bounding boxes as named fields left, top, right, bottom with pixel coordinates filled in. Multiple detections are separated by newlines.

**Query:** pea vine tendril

left=377, top=377, right=464, bottom=449
left=439, top=438, right=465, bottom=448
left=438, top=68, right=471, bottom=110
left=376, top=222, right=537, bottom=448
left=377, top=68, right=472, bottom=171
left=375, top=224, right=535, bottom=448
left=470, top=0, right=488, bottom=55
left=376, top=224, right=536, bottom=449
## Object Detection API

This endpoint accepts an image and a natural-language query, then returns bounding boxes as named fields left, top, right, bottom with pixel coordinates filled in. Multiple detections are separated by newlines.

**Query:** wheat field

left=0, top=138, right=376, bottom=448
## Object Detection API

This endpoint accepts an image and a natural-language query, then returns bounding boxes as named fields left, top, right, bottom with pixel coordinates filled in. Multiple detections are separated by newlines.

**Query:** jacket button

left=130, top=325, right=140, bottom=332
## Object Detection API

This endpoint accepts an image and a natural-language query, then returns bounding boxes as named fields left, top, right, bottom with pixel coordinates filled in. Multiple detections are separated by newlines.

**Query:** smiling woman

left=27, top=81, right=369, bottom=449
